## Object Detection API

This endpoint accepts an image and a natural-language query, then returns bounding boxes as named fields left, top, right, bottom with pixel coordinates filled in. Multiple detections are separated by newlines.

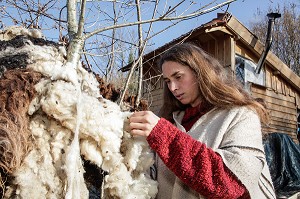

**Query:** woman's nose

left=168, top=81, right=178, bottom=91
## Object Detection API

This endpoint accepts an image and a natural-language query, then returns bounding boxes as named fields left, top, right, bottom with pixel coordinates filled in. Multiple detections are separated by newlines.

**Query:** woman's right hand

left=129, top=111, right=160, bottom=137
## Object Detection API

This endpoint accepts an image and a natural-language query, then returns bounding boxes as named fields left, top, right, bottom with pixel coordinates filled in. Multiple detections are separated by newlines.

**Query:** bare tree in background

left=0, top=0, right=238, bottom=106
left=250, top=2, right=300, bottom=76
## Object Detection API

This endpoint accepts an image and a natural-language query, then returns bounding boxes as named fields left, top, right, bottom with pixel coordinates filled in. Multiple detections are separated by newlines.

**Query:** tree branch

left=83, top=0, right=237, bottom=40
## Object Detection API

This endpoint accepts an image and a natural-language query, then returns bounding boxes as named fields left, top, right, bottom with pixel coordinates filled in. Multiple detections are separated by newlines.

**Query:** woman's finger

left=130, top=129, right=149, bottom=137
left=129, top=122, right=147, bottom=131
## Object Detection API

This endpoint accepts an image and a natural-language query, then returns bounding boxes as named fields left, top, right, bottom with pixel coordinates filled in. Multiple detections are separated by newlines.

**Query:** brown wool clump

left=0, top=69, right=42, bottom=192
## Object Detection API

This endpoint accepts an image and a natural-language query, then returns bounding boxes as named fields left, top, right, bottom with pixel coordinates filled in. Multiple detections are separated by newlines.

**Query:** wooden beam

left=205, top=26, right=233, bottom=36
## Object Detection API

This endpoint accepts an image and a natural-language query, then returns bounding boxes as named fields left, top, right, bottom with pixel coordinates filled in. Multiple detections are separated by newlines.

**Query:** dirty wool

left=0, top=26, right=157, bottom=199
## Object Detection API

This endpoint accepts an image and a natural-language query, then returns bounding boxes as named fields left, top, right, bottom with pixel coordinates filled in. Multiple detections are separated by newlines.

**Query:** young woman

left=129, top=43, right=275, bottom=199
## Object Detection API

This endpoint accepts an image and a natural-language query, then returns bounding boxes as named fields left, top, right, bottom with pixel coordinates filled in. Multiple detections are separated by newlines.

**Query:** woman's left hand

left=129, top=111, right=160, bottom=137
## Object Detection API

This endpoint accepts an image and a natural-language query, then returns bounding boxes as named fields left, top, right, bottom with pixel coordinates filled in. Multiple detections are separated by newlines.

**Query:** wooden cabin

left=122, top=13, right=300, bottom=142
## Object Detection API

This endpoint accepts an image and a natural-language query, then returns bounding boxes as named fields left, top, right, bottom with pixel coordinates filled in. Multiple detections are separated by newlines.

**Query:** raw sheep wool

left=0, top=26, right=158, bottom=199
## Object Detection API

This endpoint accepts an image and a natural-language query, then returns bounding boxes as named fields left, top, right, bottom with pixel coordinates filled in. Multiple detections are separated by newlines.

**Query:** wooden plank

left=251, top=86, right=295, bottom=103
left=224, top=35, right=232, bottom=67
left=227, top=16, right=263, bottom=51
left=208, top=39, right=216, bottom=57
left=269, top=109, right=297, bottom=122
left=269, top=106, right=297, bottom=117
left=148, top=100, right=162, bottom=107
left=201, top=42, right=209, bottom=53
left=271, top=74, right=276, bottom=91
left=265, top=69, right=272, bottom=88
left=252, top=92, right=295, bottom=109
left=217, top=37, right=224, bottom=65
left=271, top=114, right=297, bottom=124
left=276, top=76, right=283, bottom=94
left=271, top=117, right=297, bottom=126
left=150, top=94, right=163, bottom=102
left=235, top=44, right=242, bottom=54
left=270, top=124, right=295, bottom=133
left=269, top=119, right=297, bottom=130
left=146, top=95, right=160, bottom=104
left=289, top=89, right=296, bottom=97
left=286, top=85, right=291, bottom=96
left=230, top=37, right=235, bottom=72
left=266, top=102, right=297, bottom=116
left=143, top=97, right=162, bottom=105
left=264, top=126, right=294, bottom=135
left=296, top=92, right=300, bottom=109
left=283, top=84, right=287, bottom=96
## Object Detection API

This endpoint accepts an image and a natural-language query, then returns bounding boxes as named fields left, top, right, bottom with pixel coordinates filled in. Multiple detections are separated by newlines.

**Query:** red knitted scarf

left=181, top=102, right=213, bottom=131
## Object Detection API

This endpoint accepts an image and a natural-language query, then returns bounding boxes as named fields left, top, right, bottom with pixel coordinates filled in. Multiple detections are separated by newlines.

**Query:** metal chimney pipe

left=255, top=12, right=281, bottom=74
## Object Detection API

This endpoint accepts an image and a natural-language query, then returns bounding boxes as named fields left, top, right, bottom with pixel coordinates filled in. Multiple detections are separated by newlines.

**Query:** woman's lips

left=175, top=93, right=184, bottom=100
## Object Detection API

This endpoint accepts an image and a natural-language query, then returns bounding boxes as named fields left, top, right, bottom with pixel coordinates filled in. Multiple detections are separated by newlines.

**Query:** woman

left=129, top=43, right=275, bottom=199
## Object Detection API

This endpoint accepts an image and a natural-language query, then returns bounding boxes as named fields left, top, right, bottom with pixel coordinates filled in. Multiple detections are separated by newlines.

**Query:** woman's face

left=162, top=61, right=201, bottom=107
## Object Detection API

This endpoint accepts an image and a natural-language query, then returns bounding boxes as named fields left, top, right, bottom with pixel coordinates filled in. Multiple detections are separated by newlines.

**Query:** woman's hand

left=129, top=111, right=160, bottom=137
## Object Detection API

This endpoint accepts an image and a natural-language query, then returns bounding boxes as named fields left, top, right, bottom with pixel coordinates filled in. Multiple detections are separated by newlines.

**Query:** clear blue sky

left=149, top=0, right=299, bottom=50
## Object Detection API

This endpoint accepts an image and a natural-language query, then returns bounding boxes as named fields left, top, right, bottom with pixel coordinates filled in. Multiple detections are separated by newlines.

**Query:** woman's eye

left=175, top=75, right=181, bottom=80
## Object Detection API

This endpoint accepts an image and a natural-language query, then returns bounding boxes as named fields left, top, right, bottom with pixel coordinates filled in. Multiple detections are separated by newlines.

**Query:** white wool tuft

left=0, top=26, right=43, bottom=41
left=80, top=139, right=103, bottom=168
left=122, top=134, right=155, bottom=172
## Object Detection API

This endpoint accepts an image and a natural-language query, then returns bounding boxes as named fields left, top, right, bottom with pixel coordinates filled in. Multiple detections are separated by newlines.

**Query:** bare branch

left=135, top=0, right=144, bottom=107
left=77, top=0, right=87, bottom=37
left=84, top=0, right=237, bottom=40
left=106, top=0, right=117, bottom=81
left=4, top=0, right=66, bottom=24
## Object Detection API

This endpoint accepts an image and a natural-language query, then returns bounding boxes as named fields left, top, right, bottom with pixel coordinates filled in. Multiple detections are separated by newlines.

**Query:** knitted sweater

left=147, top=106, right=275, bottom=199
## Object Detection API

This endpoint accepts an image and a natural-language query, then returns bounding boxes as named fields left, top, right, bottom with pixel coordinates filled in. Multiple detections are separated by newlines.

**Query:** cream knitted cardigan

left=155, top=106, right=276, bottom=199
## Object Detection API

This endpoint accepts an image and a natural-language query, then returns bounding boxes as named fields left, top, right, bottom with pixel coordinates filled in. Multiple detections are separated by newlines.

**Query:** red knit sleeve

left=147, top=118, right=250, bottom=199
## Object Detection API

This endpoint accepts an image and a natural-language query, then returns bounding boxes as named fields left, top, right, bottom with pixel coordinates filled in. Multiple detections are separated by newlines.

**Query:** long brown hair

left=158, top=43, right=268, bottom=124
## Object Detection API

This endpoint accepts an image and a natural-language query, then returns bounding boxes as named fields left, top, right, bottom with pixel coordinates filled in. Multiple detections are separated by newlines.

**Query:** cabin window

left=235, top=55, right=245, bottom=86
left=235, top=54, right=266, bottom=89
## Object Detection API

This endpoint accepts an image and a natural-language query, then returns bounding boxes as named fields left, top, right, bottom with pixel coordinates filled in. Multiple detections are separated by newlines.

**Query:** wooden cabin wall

left=251, top=66, right=298, bottom=143
left=199, top=34, right=233, bottom=67
left=142, top=64, right=164, bottom=114
left=143, top=85, right=163, bottom=114
left=235, top=42, right=299, bottom=142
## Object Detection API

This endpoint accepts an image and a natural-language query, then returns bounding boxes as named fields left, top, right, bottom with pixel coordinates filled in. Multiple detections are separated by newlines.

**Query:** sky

left=2, top=0, right=298, bottom=55
left=227, top=0, right=299, bottom=26
left=150, top=0, right=299, bottom=49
